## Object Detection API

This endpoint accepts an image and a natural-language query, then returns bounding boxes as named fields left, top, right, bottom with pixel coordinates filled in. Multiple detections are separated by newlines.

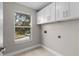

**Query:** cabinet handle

left=63, top=10, right=69, bottom=17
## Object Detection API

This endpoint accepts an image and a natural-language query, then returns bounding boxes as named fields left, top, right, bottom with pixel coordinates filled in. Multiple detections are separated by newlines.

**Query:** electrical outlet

left=44, top=30, right=47, bottom=33
left=58, top=35, right=61, bottom=39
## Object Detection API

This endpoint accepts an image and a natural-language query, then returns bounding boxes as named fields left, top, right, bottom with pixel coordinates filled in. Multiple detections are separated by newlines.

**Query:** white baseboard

left=6, top=44, right=41, bottom=56
left=41, top=45, right=63, bottom=56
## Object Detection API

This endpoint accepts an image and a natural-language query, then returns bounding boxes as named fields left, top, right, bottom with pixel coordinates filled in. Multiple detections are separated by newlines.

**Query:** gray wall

left=0, top=2, right=3, bottom=47
left=41, top=20, right=79, bottom=56
left=3, top=2, right=40, bottom=54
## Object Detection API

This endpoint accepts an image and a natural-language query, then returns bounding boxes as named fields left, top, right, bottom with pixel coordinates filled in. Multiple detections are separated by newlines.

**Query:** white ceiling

left=17, top=2, right=51, bottom=11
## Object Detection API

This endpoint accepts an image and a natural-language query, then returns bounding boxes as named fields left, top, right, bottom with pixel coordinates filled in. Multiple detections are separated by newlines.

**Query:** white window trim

left=14, top=12, right=32, bottom=44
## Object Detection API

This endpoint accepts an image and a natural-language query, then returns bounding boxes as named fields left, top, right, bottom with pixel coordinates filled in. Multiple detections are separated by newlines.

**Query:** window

left=15, top=13, right=31, bottom=42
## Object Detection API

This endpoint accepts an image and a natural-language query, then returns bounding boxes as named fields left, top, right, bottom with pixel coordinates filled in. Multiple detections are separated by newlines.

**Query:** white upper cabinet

left=37, top=7, right=45, bottom=24
left=37, top=11, right=41, bottom=24
left=37, top=4, right=51, bottom=24
left=69, top=2, right=79, bottom=19
left=56, top=2, right=70, bottom=21
left=37, top=2, right=79, bottom=24
left=37, top=3, right=55, bottom=24
left=44, top=4, right=51, bottom=23
left=44, top=3, right=56, bottom=23
left=50, top=3, right=56, bottom=22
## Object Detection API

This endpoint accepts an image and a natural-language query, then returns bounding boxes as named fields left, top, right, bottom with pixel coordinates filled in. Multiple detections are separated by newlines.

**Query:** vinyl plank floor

left=16, top=47, right=54, bottom=56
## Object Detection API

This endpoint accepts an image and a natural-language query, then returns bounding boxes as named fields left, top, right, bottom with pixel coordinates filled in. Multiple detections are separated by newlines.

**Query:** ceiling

left=17, top=2, right=51, bottom=11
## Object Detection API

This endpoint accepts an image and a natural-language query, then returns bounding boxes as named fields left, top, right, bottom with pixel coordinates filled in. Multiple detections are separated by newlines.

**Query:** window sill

left=15, top=37, right=31, bottom=44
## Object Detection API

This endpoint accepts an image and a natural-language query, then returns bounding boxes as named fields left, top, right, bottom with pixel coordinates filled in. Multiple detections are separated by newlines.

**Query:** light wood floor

left=16, top=47, right=54, bottom=56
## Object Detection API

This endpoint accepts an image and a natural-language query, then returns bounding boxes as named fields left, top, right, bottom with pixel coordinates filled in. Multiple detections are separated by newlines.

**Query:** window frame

left=14, top=12, right=32, bottom=44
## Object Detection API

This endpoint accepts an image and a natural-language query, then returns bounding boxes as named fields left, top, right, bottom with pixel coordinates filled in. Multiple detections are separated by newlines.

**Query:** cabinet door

left=44, top=4, right=51, bottom=23
left=56, top=2, right=69, bottom=21
left=37, top=4, right=51, bottom=24
left=63, top=2, right=70, bottom=18
left=40, top=8, right=45, bottom=23
left=69, top=2, right=79, bottom=18
left=56, top=2, right=64, bottom=21
left=37, top=3, right=56, bottom=24
left=37, top=12, right=41, bottom=24
left=50, top=2, right=56, bottom=22
left=43, top=3, right=56, bottom=23
left=37, top=8, right=45, bottom=24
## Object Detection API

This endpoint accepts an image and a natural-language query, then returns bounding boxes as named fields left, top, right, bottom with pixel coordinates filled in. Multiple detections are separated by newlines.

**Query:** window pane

left=15, top=13, right=31, bottom=40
